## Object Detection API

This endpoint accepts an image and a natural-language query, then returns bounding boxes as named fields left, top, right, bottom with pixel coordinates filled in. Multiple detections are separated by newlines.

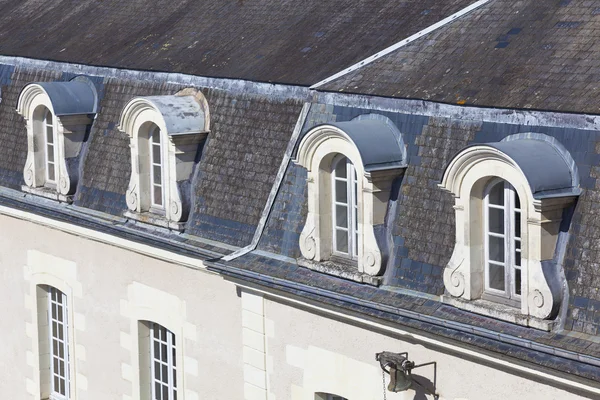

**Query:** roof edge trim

left=310, top=0, right=492, bottom=89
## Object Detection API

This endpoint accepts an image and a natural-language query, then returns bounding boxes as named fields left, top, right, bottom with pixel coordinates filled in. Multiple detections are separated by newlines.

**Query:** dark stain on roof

left=0, top=0, right=475, bottom=85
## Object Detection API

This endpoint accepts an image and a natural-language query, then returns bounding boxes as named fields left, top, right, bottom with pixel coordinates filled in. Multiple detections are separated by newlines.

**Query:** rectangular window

left=150, top=323, right=177, bottom=400
left=48, top=287, right=70, bottom=400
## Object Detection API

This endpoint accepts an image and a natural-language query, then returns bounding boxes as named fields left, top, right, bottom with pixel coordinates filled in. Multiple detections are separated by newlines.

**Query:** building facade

left=0, top=1, right=599, bottom=400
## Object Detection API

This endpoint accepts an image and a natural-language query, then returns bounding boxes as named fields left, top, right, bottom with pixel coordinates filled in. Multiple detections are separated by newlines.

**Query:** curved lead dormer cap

left=441, top=133, right=581, bottom=199
left=294, top=118, right=407, bottom=173
left=118, top=94, right=209, bottom=137
left=17, top=78, right=98, bottom=117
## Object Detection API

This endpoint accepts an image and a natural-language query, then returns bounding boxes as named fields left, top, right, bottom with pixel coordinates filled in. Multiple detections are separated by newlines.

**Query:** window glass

left=48, top=286, right=69, bottom=399
left=151, top=323, right=177, bottom=400
left=485, top=180, right=522, bottom=301
left=332, top=156, right=358, bottom=258
left=149, top=125, right=164, bottom=208
left=44, top=109, right=56, bottom=183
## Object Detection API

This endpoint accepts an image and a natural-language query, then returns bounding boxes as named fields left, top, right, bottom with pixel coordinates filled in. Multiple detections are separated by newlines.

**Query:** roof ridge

left=310, top=0, right=492, bottom=90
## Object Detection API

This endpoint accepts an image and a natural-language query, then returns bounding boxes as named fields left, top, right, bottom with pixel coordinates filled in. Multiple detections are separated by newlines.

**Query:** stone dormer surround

left=16, top=77, right=98, bottom=202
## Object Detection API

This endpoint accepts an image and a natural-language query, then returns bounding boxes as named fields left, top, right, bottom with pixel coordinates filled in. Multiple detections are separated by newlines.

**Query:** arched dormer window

left=332, top=155, right=359, bottom=259
left=148, top=124, right=164, bottom=209
left=16, top=78, right=98, bottom=202
left=293, top=116, right=406, bottom=284
left=119, top=88, right=209, bottom=230
left=439, top=134, right=579, bottom=329
left=42, top=107, right=57, bottom=184
left=484, top=179, right=522, bottom=305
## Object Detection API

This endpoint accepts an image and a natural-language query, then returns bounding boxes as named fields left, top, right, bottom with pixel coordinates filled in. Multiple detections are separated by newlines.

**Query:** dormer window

left=119, top=88, right=209, bottom=230
left=43, top=108, right=57, bottom=184
left=332, top=155, right=358, bottom=259
left=439, top=133, right=580, bottom=329
left=148, top=123, right=164, bottom=210
left=484, top=179, right=522, bottom=305
left=293, top=116, right=407, bottom=284
left=16, top=77, right=98, bottom=202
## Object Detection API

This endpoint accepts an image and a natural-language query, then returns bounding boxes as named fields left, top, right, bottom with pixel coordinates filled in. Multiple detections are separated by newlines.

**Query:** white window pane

left=488, top=207, right=504, bottom=234
left=336, top=205, right=348, bottom=228
left=48, top=164, right=55, bottom=181
left=152, top=144, right=161, bottom=163
left=153, top=166, right=162, bottom=185
left=488, top=182, right=504, bottom=205
left=152, top=129, right=161, bottom=144
left=514, top=211, right=521, bottom=238
left=335, top=158, right=347, bottom=178
left=336, top=229, right=348, bottom=253
left=154, top=186, right=163, bottom=206
left=515, top=268, right=522, bottom=295
left=488, top=235, right=505, bottom=262
left=488, top=263, right=505, bottom=291
left=515, top=190, right=521, bottom=209
left=46, top=126, right=53, bottom=143
left=335, top=180, right=348, bottom=203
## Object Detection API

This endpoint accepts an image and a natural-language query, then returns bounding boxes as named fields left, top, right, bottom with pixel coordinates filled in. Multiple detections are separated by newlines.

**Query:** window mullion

left=507, top=183, right=520, bottom=299
left=62, top=291, right=70, bottom=400
left=167, top=330, right=175, bottom=398
left=504, top=183, right=512, bottom=296
left=347, top=162, right=354, bottom=258
left=47, top=290, right=56, bottom=396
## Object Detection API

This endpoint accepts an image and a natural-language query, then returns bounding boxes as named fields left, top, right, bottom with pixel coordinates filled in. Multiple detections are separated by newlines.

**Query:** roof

left=0, top=0, right=475, bottom=85
left=321, top=0, right=600, bottom=114
left=0, top=64, right=304, bottom=248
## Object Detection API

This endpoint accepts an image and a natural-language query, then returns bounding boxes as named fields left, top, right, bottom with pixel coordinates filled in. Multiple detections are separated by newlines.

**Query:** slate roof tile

left=0, top=0, right=475, bottom=85
left=323, top=0, right=600, bottom=114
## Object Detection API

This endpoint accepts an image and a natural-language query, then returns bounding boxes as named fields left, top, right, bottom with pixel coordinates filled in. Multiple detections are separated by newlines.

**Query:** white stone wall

left=0, top=212, right=594, bottom=400
left=264, top=298, right=587, bottom=400
left=0, top=213, right=244, bottom=400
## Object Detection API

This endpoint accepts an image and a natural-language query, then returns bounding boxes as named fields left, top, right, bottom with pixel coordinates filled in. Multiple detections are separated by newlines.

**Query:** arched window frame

left=439, top=140, right=578, bottom=329
left=331, top=155, right=359, bottom=260
left=43, top=108, right=58, bottom=185
left=483, top=179, right=522, bottom=305
left=294, top=121, right=406, bottom=281
left=17, top=81, right=96, bottom=202
left=25, top=253, right=82, bottom=400
left=119, top=89, right=209, bottom=230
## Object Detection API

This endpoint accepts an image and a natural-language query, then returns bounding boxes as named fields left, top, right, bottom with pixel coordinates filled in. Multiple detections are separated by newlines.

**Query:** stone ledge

left=22, top=185, right=72, bottom=203
left=124, top=210, right=185, bottom=231
left=297, top=257, right=383, bottom=286
left=442, top=295, right=555, bottom=331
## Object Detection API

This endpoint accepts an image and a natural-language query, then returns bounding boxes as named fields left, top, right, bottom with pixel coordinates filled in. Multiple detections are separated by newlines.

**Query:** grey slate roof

left=322, top=0, right=600, bottom=114
left=0, top=66, right=61, bottom=190
left=209, top=251, right=600, bottom=384
left=257, top=100, right=600, bottom=346
left=0, top=0, right=474, bottom=85
left=0, top=64, right=303, bottom=248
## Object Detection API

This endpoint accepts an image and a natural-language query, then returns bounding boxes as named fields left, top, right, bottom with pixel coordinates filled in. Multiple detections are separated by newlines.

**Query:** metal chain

left=382, top=368, right=387, bottom=400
